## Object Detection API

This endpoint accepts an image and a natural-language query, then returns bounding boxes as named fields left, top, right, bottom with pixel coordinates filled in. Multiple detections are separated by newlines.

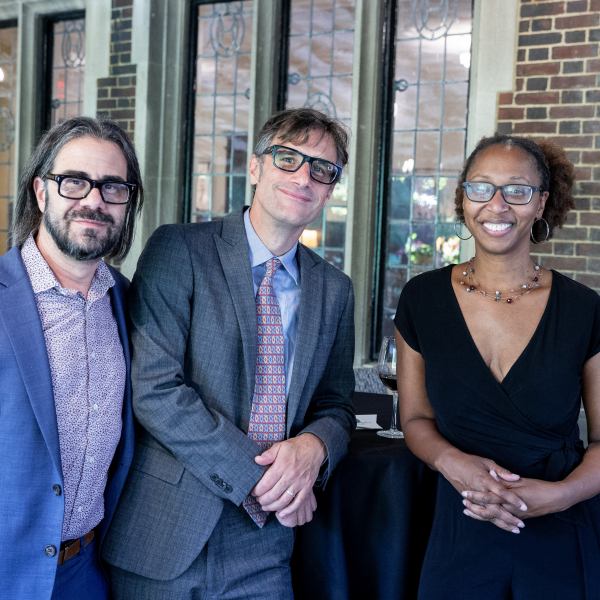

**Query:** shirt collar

left=20, top=233, right=115, bottom=298
left=244, top=208, right=299, bottom=285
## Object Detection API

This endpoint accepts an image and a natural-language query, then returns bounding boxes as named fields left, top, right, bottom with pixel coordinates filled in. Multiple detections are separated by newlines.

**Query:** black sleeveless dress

left=394, top=266, right=600, bottom=600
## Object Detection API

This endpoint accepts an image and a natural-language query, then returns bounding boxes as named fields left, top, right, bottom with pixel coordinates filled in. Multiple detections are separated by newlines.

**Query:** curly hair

left=454, top=133, right=575, bottom=240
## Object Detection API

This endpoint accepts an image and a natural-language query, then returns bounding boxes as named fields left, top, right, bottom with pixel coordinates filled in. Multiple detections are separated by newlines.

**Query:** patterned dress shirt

left=21, top=234, right=125, bottom=541
left=244, top=209, right=301, bottom=398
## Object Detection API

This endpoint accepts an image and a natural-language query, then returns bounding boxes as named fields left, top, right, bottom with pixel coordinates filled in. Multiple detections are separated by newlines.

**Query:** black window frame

left=183, top=0, right=290, bottom=224
left=40, top=9, right=86, bottom=135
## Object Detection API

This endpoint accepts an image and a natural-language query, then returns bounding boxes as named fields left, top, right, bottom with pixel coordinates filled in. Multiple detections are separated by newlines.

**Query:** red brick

left=498, top=107, right=525, bottom=120
left=567, top=0, right=589, bottom=11
left=515, top=91, right=560, bottom=104
left=554, top=225, right=589, bottom=239
left=576, top=274, right=600, bottom=288
left=549, top=105, right=595, bottom=117
left=514, top=121, right=557, bottom=133
left=97, top=99, right=116, bottom=109
left=577, top=243, right=600, bottom=255
left=516, top=78, right=524, bottom=91
left=580, top=212, right=600, bottom=225
left=588, top=59, right=600, bottom=72
left=111, top=109, right=135, bottom=119
left=521, top=2, right=566, bottom=17
left=520, top=20, right=530, bottom=33
left=556, top=14, right=600, bottom=29
left=122, top=7, right=132, bottom=18
left=553, top=135, right=594, bottom=148
left=550, top=74, right=597, bottom=88
left=517, top=62, right=561, bottom=76
left=566, top=150, right=582, bottom=162
left=578, top=181, right=600, bottom=194
left=97, top=77, right=116, bottom=87
left=575, top=166, right=592, bottom=179
left=498, top=92, right=514, bottom=105
left=592, top=0, right=600, bottom=9
left=553, top=44, right=598, bottom=59
left=582, top=151, right=600, bottom=163
left=541, top=256, right=587, bottom=270
left=111, top=86, right=136, bottom=97
left=113, top=0, right=132, bottom=8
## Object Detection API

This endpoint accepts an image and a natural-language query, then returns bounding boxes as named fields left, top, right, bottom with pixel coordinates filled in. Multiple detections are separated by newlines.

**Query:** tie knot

left=266, top=258, right=282, bottom=278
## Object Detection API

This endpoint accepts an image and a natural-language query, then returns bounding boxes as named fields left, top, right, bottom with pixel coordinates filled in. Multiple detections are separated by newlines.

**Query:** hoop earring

left=530, top=218, right=550, bottom=244
left=454, top=218, right=473, bottom=241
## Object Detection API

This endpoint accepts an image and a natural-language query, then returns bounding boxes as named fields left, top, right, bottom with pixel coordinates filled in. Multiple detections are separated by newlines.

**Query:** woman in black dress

left=394, top=134, right=600, bottom=599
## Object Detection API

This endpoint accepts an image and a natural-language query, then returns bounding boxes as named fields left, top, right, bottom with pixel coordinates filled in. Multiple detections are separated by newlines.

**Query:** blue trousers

left=51, top=537, right=109, bottom=600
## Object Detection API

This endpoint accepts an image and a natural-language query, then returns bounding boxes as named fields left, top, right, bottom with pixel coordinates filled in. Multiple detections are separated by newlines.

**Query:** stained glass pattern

left=50, top=19, right=86, bottom=126
left=191, top=1, right=253, bottom=223
left=380, top=0, right=472, bottom=340
left=287, top=0, right=355, bottom=271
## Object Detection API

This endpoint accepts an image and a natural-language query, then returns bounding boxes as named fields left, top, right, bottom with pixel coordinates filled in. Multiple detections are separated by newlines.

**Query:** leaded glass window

left=48, top=17, right=85, bottom=127
left=378, top=0, right=473, bottom=343
left=190, top=1, right=253, bottom=223
left=286, top=0, right=356, bottom=271
left=0, top=22, right=17, bottom=255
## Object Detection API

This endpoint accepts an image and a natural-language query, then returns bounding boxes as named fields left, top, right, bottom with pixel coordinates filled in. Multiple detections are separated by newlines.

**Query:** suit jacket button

left=224, top=484, right=233, bottom=494
left=210, top=473, right=218, bottom=482
left=45, top=545, right=57, bottom=557
left=53, top=484, right=62, bottom=496
left=214, top=478, right=223, bottom=487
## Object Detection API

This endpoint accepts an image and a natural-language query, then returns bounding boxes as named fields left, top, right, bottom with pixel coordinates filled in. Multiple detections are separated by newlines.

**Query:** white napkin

left=356, top=414, right=382, bottom=430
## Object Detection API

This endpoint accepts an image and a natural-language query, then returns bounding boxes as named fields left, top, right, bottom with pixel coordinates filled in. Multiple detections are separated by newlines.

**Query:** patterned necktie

left=243, top=258, right=287, bottom=527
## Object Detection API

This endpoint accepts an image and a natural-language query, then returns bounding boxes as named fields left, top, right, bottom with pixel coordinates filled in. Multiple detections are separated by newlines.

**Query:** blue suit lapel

left=108, top=271, right=134, bottom=466
left=215, top=211, right=257, bottom=429
left=0, top=247, right=62, bottom=478
left=287, top=245, right=323, bottom=433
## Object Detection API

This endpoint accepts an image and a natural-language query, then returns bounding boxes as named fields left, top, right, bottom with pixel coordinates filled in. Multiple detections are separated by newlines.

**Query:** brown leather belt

left=57, top=530, right=95, bottom=565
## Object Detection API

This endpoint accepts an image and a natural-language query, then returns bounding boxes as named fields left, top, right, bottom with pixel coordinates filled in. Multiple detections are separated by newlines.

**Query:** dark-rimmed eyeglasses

left=462, top=182, right=543, bottom=206
left=263, top=145, right=342, bottom=184
left=44, top=173, right=136, bottom=205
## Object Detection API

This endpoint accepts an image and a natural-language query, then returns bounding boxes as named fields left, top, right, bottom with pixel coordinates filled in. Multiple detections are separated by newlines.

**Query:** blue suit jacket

left=0, top=245, right=135, bottom=600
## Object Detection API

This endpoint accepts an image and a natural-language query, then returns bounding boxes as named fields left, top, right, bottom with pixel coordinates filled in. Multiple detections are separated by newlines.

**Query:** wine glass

left=377, top=336, right=404, bottom=439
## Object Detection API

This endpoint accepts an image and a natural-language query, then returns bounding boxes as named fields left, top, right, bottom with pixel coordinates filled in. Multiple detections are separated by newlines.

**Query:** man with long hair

left=0, top=116, right=143, bottom=599
left=102, top=108, right=356, bottom=599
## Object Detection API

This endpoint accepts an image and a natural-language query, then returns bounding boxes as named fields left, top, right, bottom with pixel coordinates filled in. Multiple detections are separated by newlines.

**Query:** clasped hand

left=250, top=433, right=326, bottom=527
left=439, top=450, right=529, bottom=534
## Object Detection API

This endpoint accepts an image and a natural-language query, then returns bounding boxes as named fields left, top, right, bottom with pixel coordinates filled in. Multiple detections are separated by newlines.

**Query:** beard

left=42, top=191, right=124, bottom=261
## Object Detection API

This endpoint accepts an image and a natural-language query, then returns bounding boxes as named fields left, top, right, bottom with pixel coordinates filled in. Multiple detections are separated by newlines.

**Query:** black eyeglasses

left=264, top=145, right=342, bottom=184
left=44, top=173, right=136, bottom=205
left=462, top=182, right=543, bottom=206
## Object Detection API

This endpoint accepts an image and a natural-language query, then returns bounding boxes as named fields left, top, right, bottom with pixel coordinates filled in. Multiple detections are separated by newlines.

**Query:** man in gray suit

left=102, top=108, right=356, bottom=599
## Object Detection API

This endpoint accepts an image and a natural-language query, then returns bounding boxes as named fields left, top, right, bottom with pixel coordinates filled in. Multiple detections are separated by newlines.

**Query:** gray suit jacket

left=102, top=208, right=356, bottom=581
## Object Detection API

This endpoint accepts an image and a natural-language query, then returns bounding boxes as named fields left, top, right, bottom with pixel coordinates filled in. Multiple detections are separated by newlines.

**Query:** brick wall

left=496, top=0, right=600, bottom=291
left=96, top=0, right=136, bottom=139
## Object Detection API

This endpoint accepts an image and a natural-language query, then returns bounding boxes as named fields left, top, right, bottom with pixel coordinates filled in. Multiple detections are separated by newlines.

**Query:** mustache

left=66, top=208, right=115, bottom=225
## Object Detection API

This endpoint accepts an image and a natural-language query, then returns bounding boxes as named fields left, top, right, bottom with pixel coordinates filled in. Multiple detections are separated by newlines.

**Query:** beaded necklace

left=460, top=258, right=542, bottom=304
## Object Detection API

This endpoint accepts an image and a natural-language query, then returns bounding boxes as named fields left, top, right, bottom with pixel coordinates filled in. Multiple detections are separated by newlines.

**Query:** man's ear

left=249, top=155, right=261, bottom=186
left=33, top=177, right=46, bottom=213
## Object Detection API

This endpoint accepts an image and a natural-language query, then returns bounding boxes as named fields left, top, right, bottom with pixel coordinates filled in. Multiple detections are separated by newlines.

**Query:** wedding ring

left=286, top=489, right=295, bottom=498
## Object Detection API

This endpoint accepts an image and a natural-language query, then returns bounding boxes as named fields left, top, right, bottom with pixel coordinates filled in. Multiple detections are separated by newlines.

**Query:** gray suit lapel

left=214, top=210, right=257, bottom=428
left=287, top=245, right=323, bottom=433
left=0, top=248, right=62, bottom=478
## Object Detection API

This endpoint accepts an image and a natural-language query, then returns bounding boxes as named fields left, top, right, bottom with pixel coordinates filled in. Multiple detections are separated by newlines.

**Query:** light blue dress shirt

left=244, top=209, right=301, bottom=399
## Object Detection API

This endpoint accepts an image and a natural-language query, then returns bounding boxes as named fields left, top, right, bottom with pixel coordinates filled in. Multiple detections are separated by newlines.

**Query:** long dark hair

left=9, top=116, right=144, bottom=262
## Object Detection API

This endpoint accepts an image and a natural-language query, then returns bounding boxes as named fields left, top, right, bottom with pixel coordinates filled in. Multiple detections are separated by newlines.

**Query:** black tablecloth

left=291, top=393, right=438, bottom=600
